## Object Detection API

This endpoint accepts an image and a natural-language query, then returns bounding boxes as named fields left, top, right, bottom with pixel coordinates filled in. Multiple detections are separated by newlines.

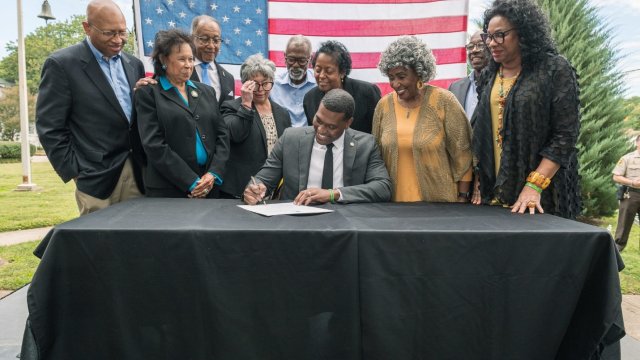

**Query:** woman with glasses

left=373, top=36, right=473, bottom=202
left=219, top=54, right=292, bottom=199
left=471, top=0, right=581, bottom=219
left=303, top=40, right=381, bottom=134
left=135, top=29, right=229, bottom=198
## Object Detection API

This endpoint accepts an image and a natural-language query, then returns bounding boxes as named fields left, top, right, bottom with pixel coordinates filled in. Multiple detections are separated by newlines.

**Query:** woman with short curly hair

left=373, top=36, right=473, bottom=202
left=471, top=0, right=581, bottom=219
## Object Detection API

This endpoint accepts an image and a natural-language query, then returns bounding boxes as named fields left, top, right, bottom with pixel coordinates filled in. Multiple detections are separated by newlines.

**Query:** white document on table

left=237, top=202, right=334, bottom=217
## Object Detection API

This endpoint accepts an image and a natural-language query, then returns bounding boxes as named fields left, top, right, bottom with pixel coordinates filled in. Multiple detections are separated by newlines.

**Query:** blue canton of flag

left=138, top=0, right=268, bottom=65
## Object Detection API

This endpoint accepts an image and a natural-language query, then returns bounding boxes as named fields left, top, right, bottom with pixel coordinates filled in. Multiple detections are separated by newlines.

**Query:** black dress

left=471, top=54, right=582, bottom=219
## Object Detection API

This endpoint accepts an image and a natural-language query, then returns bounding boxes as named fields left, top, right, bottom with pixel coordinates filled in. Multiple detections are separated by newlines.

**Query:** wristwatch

left=458, top=191, right=470, bottom=198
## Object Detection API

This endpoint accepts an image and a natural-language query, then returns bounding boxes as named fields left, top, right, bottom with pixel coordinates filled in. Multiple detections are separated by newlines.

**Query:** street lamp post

left=15, top=0, right=36, bottom=191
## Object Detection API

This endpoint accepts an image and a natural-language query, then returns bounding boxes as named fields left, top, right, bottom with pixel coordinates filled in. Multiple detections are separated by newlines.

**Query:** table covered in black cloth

left=21, top=199, right=624, bottom=359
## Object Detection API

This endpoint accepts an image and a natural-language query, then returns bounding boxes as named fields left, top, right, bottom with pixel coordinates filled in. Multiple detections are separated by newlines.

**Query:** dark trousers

left=614, top=190, right=640, bottom=251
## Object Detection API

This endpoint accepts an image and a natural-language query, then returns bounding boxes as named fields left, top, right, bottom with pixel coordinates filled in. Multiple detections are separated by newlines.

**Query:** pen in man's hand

left=250, top=176, right=267, bottom=205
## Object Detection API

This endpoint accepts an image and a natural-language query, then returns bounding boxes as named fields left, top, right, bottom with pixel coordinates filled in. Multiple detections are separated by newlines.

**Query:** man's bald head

left=83, top=0, right=128, bottom=58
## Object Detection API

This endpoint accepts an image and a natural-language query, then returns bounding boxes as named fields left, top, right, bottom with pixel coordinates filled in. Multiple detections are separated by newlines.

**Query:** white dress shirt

left=307, top=131, right=345, bottom=190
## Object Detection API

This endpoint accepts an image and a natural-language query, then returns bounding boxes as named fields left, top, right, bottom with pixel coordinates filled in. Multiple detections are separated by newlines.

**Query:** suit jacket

left=448, top=76, right=472, bottom=109
left=220, top=98, right=292, bottom=197
left=36, top=39, right=146, bottom=199
left=190, top=61, right=235, bottom=106
left=135, top=81, right=230, bottom=198
left=255, top=127, right=392, bottom=203
left=303, top=77, right=381, bottom=134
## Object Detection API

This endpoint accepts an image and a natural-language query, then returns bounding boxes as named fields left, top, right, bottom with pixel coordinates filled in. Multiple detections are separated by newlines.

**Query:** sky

left=1, top=0, right=639, bottom=97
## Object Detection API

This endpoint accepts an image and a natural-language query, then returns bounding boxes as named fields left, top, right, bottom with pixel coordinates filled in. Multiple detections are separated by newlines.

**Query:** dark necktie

left=322, top=143, right=334, bottom=189
left=200, top=63, right=211, bottom=85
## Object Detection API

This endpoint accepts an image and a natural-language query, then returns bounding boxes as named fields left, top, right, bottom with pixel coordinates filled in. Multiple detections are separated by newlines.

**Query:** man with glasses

left=190, top=15, right=235, bottom=106
left=270, top=35, right=317, bottom=127
left=448, top=31, right=489, bottom=119
left=36, top=0, right=146, bottom=215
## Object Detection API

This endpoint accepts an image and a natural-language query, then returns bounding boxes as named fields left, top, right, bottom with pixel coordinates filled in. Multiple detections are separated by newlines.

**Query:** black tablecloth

left=22, top=199, right=625, bottom=359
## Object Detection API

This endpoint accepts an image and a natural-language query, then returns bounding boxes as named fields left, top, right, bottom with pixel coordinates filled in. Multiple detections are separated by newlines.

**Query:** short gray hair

left=286, top=35, right=312, bottom=54
left=240, top=54, right=276, bottom=83
left=191, top=15, right=219, bottom=34
left=321, top=89, right=355, bottom=121
left=377, top=36, right=436, bottom=82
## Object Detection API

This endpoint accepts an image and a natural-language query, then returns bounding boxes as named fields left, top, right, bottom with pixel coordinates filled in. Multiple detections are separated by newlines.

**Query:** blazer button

left=201, top=134, right=206, bottom=140
left=195, top=115, right=200, bottom=120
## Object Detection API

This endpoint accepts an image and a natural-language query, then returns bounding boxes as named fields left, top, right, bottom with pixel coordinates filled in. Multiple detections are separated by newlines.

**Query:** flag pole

left=15, top=0, right=37, bottom=191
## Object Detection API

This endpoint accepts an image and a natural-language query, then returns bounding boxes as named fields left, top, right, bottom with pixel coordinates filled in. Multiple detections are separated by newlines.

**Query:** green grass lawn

left=598, top=215, right=640, bottom=294
left=0, top=240, right=40, bottom=290
left=0, top=161, right=78, bottom=232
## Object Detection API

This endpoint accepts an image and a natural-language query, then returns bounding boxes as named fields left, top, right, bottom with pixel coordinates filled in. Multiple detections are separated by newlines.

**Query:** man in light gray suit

left=243, top=89, right=391, bottom=205
left=448, top=31, right=489, bottom=120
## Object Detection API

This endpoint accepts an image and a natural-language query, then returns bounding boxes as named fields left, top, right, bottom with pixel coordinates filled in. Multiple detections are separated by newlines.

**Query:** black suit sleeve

left=35, top=57, right=79, bottom=182
left=221, top=99, right=255, bottom=144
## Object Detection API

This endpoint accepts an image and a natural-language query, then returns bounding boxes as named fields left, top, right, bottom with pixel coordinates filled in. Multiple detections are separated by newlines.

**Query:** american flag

left=134, top=0, right=469, bottom=95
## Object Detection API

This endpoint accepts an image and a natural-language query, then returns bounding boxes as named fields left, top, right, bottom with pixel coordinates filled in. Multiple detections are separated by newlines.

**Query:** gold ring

left=527, top=201, right=536, bottom=208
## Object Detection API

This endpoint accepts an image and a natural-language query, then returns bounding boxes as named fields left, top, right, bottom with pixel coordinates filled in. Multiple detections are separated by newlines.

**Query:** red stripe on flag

left=270, top=0, right=442, bottom=3
left=269, top=16, right=467, bottom=37
left=269, top=48, right=466, bottom=69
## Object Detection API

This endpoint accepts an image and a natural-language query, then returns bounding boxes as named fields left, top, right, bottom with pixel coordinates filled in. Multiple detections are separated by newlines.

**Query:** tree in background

left=538, top=0, right=628, bottom=217
left=626, top=97, right=640, bottom=130
left=0, top=86, right=35, bottom=141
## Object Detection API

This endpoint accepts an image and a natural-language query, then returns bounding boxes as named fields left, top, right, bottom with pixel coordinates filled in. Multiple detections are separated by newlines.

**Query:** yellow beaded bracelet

left=526, top=171, right=551, bottom=190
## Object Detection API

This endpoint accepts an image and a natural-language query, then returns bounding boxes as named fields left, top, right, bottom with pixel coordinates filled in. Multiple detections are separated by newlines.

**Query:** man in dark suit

left=243, top=89, right=391, bottom=205
left=36, top=0, right=146, bottom=215
left=190, top=15, right=235, bottom=106
left=448, top=31, right=489, bottom=119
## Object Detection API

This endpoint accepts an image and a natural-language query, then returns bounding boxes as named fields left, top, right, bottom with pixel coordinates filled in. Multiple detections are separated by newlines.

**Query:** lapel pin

left=191, top=90, right=198, bottom=98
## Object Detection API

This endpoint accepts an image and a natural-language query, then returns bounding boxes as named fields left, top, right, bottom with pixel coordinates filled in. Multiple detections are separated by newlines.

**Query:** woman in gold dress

left=373, top=36, right=473, bottom=202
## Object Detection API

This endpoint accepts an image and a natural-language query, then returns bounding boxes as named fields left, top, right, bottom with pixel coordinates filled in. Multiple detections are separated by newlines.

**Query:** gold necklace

left=398, top=94, right=422, bottom=119
left=496, top=65, right=520, bottom=148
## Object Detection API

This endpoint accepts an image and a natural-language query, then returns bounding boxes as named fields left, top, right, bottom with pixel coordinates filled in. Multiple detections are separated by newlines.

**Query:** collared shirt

left=307, top=130, right=345, bottom=190
left=87, top=38, right=132, bottom=122
left=613, top=150, right=640, bottom=180
left=159, top=76, right=223, bottom=190
left=194, top=58, right=222, bottom=102
left=464, top=71, right=479, bottom=118
left=270, top=69, right=317, bottom=127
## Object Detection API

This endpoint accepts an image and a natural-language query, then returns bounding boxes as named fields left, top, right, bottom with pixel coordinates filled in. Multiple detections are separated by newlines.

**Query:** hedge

left=0, top=141, right=36, bottom=159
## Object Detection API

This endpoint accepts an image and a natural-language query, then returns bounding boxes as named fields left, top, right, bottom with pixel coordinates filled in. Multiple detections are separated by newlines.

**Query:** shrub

left=0, top=141, right=36, bottom=159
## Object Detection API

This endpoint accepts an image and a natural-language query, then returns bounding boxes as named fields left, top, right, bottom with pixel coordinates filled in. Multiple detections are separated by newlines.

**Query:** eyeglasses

left=285, top=56, right=310, bottom=66
left=88, top=23, right=129, bottom=39
left=195, top=36, right=222, bottom=45
left=465, top=42, right=485, bottom=51
left=480, top=28, right=516, bottom=45
left=253, top=81, right=274, bottom=91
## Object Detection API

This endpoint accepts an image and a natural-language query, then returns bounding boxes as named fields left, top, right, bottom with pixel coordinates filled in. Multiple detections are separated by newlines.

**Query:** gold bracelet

left=526, top=171, right=551, bottom=190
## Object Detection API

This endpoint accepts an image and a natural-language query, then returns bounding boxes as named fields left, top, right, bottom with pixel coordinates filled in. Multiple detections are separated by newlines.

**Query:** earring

left=417, top=80, right=424, bottom=90
left=341, top=77, right=345, bottom=83
left=161, top=64, right=167, bottom=70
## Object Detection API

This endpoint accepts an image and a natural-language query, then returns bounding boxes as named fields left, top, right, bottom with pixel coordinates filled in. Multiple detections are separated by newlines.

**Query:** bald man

left=36, top=0, right=147, bottom=215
